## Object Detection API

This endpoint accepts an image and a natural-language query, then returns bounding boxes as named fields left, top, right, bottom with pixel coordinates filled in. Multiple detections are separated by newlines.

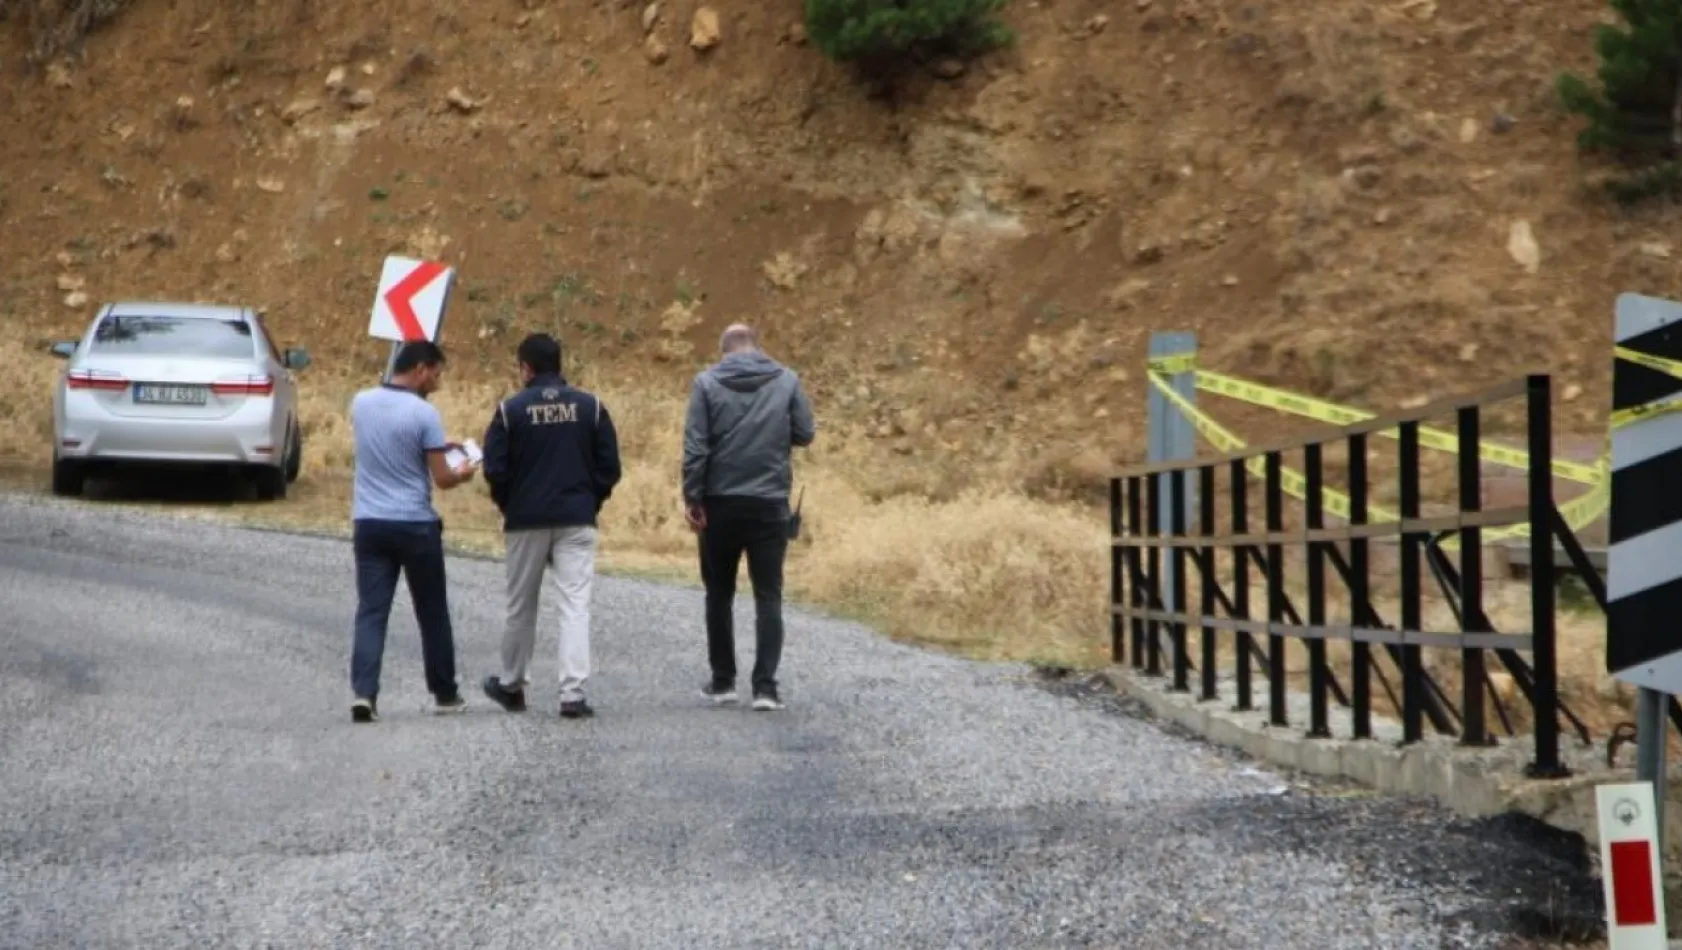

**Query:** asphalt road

left=0, top=494, right=1601, bottom=949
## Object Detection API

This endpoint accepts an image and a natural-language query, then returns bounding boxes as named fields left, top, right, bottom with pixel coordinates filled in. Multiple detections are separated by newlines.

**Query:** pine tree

left=1557, top=0, right=1682, bottom=159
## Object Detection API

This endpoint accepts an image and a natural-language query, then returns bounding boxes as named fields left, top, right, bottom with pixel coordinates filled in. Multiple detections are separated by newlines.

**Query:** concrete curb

left=1100, top=666, right=1557, bottom=810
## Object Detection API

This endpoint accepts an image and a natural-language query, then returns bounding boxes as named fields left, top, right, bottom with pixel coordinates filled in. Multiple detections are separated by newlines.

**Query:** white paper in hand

left=444, top=438, right=483, bottom=470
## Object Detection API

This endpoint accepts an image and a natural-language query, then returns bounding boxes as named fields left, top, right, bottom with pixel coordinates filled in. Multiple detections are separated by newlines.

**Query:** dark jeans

left=350, top=518, right=458, bottom=701
left=698, top=496, right=789, bottom=695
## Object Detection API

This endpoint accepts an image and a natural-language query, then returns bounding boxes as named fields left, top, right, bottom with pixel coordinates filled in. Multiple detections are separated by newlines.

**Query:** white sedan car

left=49, top=301, right=311, bottom=500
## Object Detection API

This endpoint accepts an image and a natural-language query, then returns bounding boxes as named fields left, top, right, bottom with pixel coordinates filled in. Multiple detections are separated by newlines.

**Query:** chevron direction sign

left=1608, top=292, right=1682, bottom=689
left=368, top=256, right=454, bottom=343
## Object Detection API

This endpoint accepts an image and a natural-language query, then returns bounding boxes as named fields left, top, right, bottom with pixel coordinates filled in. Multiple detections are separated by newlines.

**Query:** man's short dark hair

left=392, top=340, right=446, bottom=374
left=518, top=333, right=562, bottom=376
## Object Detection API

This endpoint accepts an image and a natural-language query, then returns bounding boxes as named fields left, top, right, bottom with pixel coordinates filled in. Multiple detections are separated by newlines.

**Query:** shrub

left=1604, top=160, right=1682, bottom=204
left=1, top=0, right=129, bottom=63
left=805, top=0, right=1012, bottom=67
left=1558, top=0, right=1682, bottom=158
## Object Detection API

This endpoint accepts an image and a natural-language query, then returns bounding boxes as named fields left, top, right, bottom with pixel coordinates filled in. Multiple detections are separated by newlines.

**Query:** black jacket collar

left=526, top=372, right=568, bottom=390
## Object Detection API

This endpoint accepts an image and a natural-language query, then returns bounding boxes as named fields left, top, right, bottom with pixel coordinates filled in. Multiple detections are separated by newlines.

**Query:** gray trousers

left=502, top=525, right=598, bottom=701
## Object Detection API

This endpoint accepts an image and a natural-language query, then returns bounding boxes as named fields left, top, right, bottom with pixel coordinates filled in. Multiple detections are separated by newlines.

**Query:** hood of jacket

left=706, top=351, right=785, bottom=393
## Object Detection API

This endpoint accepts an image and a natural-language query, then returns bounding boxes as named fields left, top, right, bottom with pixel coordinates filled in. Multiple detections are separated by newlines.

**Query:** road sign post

left=1634, top=688, right=1668, bottom=855
left=1146, top=331, right=1197, bottom=689
left=369, top=255, right=457, bottom=384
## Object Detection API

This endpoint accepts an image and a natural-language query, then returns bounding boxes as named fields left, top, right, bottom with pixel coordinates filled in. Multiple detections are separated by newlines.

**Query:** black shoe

left=701, top=680, right=739, bottom=705
left=433, top=693, right=467, bottom=715
left=352, top=697, right=378, bottom=723
left=559, top=698, right=595, bottom=719
left=482, top=676, right=527, bottom=713
left=751, top=689, right=784, bottom=712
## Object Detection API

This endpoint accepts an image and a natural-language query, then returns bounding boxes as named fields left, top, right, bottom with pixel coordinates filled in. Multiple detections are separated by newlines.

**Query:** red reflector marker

left=1610, top=839, right=1659, bottom=927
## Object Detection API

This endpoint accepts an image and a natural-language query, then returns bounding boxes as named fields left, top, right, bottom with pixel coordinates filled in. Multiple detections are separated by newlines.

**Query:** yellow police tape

left=1607, top=344, right=1682, bottom=428
left=1142, top=369, right=1612, bottom=548
left=1154, top=349, right=1682, bottom=439
left=1614, top=344, right=1682, bottom=382
left=1145, top=352, right=1198, bottom=377
left=1189, top=368, right=1604, bottom=486
left=1144, top=371, right=1399, bottom=524
left=1135, top=342, right=1682, bottom=546
left=1612, top=394, right=1682, bottom=429
left=1147, top=355, right=1604, bottom=483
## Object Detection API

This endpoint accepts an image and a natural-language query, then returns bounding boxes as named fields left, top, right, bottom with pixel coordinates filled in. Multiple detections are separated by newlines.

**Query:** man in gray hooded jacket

left=682, top=323, right=816, bottom=711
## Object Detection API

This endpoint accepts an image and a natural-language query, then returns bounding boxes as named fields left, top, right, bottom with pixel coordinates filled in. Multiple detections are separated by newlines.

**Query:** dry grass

left=0, top=332, right=61, bottom=454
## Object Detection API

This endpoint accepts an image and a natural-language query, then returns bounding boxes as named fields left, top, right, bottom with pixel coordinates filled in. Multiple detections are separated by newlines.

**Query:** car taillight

left=66, top=370, right=129, bottom=392
left=211, top=375, right=275, bottom=397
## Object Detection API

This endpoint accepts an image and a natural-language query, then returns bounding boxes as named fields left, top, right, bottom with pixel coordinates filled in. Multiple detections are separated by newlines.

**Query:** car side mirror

left=49, top=341, right=75, bottom=359
left=283, top=348, right=312, bottom=371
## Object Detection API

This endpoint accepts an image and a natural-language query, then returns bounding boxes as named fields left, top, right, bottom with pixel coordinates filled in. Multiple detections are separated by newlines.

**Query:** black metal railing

left=1110, top=374, right=1586, bottom=778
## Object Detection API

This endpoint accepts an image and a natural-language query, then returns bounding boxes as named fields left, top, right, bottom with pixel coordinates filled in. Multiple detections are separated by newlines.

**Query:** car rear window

left=89, top=316, right=257, bottom=359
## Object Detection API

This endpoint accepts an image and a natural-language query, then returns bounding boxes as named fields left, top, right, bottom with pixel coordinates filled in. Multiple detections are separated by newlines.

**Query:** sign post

left=1146, top=331, right=1197, bottom=682
left=368, top=255, right=457, bottom=382
left=1596, top=781, right=1669, bottom=949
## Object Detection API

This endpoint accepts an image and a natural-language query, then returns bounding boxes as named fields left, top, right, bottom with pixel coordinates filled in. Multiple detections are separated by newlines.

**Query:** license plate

left=133, top=384, right=208, bottom=406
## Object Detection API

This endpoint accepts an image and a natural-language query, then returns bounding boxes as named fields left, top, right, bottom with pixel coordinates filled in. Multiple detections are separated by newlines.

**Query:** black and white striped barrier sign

left=1609, top=293, right=1682, bottom=689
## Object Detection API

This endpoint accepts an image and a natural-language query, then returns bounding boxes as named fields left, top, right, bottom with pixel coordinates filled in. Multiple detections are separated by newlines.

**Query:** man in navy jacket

left=478, top=333, right=622, bottom=719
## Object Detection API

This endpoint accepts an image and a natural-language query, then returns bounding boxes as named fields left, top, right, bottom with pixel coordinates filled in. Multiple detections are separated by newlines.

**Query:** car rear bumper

left=57, top=398, right=282, bottom=467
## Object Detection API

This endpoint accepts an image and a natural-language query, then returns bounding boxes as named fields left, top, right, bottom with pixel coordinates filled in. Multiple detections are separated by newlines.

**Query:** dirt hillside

left=0, top=0, right=1661, bottom=690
